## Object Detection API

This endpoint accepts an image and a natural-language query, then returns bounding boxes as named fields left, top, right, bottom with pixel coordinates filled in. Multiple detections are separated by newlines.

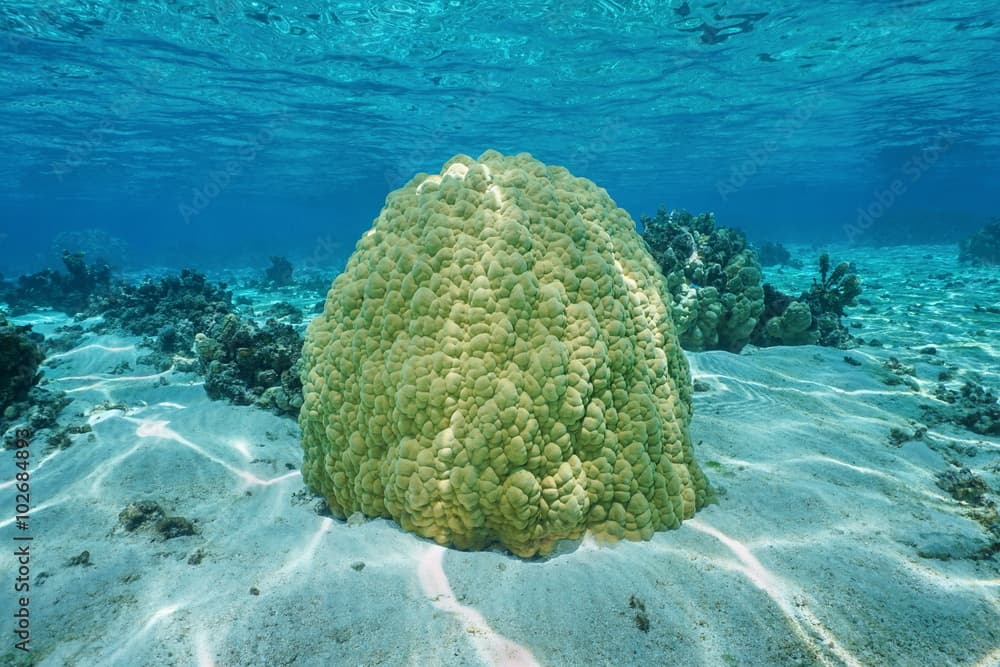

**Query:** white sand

left=1, top=244, right=998, bottom=667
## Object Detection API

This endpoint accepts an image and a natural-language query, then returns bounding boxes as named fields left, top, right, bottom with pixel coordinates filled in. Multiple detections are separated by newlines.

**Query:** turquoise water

left=1, top=4, right=999, bottom=667
left=2, top=1, right=998, bottom=266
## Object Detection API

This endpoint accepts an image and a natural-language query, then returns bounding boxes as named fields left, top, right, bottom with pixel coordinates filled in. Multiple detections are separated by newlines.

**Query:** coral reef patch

left=640, top=209, right=764, bottom=353
left=2, top=251, right=112, bottom=315
left=751, top=253, right=862, bottom=348
left=0, top=316, right=45, bottom=416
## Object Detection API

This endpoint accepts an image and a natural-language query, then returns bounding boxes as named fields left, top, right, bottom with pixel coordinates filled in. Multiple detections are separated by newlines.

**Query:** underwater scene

left=1, top=1, right=999, bottom=666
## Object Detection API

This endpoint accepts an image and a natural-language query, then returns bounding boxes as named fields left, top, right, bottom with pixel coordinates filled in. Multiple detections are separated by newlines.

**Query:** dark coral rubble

left=0, top=260, right=316, bottom=425
left=936, top=468, right=990, bottom=505
left=641, top=209, right=861, bottom=352
left=193, top=314, right=303, bottom=415
left=0, top=316, right=46, bottom=415
left=0, top=317, right=71, bottom=440
left=2, top=251, right=112, bottom=315
left=751, top=253, right=862, bottom=348
left=86, top=268, right=234, bottom=354
left=925, top=381, right=1000, bottom=436
left=85, top=268, right=304, bottom=417
left=641, top=208, right=764, bottom=352
left=752, top=284, right=815, bottom=346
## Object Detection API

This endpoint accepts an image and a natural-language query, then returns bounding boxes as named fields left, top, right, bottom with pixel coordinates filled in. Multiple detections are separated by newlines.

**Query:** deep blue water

left=1, top=1, right=997, bottom=272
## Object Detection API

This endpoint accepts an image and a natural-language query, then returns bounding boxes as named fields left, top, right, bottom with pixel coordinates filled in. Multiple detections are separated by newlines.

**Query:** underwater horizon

left=1, top=1, right=999, bottom=270
left=1, top=2, right=999, bottom=667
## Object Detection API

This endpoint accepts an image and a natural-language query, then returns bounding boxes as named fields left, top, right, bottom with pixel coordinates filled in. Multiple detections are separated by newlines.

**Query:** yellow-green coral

left=763, top=300, right=816, bottom=345
left=299, top=150, right=712, bottom=557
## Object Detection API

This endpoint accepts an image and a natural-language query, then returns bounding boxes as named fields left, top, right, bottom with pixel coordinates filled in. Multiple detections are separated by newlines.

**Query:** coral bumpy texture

left=300, top=150, right=712, bottom=557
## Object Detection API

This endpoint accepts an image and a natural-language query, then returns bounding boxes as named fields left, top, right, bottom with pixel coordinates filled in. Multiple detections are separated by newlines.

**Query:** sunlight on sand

left=47, top=343, right=137, bottom=360
left=227, top=437, right=254, bottom=459
left=687, top=518, right=865, bottom=667
left=896, top=557, right=1000, bottom=596
left=126, top=415, right=298, bottom=486
left=0, top=449, right=60, bottom=499
left=6, top=306, right=994, bottom=666
left=796, top=454, right=898, bottom=480
left=275, top=517, right=334, bottom=576
left=107, top=603, right=184, bottom=664
left=60, top=371, right=172, bottom=393
left=720, top=373, right=906, bottom=401
left=418, top=545, right=540, bottom=667
left=193, top=632, right=216, bottom=667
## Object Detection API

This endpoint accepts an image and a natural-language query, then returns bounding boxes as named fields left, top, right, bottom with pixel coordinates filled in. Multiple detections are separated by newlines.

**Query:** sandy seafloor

left=1, top=243, right=998, bottom=667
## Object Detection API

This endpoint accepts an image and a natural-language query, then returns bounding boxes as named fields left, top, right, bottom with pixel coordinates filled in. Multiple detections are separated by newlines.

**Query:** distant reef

left=0, top=251, right=307, bottom=418
left=958, top=220, right=1000, bottom=266
left=1, top=251, right=112, bottom=316
left=50, top=228, right=130, bottom=270
left=641, top=209, right=862, bottom=352
left=85, top=268, right=304, bottom=417
left=85, top=268, right=234, bottom=355
left=755, top=241, right=802, bottom=268
left=264, top=255, right=295, bottom=286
